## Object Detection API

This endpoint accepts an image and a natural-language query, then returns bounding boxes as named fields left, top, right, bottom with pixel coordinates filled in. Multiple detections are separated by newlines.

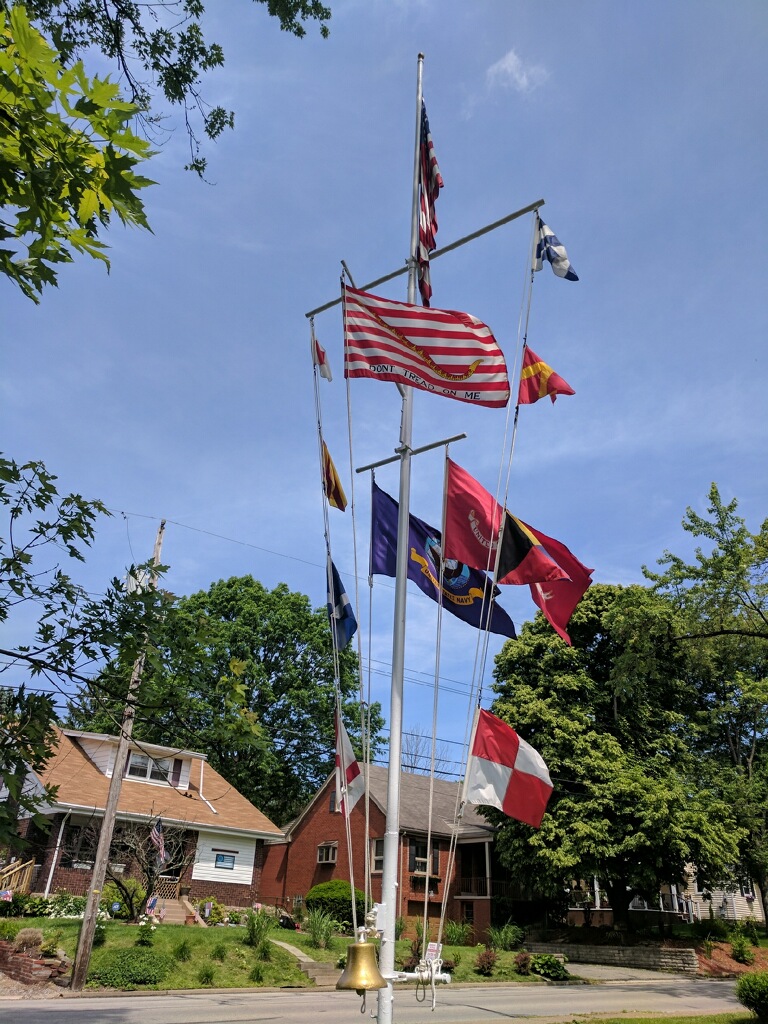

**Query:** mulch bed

left=697, top=941, right=768, bottom=977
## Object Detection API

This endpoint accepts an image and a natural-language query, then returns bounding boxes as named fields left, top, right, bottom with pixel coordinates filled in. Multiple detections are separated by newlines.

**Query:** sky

left=3, top=0, right=767, bottom=777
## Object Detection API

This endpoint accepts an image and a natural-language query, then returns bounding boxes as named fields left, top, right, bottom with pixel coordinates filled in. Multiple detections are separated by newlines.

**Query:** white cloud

left=486, top=48, right=548, bottom=94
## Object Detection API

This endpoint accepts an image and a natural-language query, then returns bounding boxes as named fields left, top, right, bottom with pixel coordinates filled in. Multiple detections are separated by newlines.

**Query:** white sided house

left=13, top=728, right=282, bottom=908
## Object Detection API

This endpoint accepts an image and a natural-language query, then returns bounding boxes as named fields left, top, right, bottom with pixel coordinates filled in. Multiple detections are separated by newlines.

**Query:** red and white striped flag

left=418, top=100, right=443, bottom=306
left=343, top=285, right=510, bottom=408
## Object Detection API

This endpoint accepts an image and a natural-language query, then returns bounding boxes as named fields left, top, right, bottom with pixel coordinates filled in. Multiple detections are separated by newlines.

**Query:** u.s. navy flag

left=343, top=285, right=510, bottom=408
left=370, top=482, right=516, bottom=639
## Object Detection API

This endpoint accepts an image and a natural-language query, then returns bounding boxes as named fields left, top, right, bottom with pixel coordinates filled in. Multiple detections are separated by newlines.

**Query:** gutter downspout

left=199, top=760, right=217, bottom=815
left=44, top=809, right=72, bottom=897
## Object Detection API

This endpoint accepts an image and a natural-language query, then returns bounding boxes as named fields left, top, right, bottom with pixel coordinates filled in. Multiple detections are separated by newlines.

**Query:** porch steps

left=153, top=899, right=188, bottom=925
left=272, top=939, right=341, bottom=987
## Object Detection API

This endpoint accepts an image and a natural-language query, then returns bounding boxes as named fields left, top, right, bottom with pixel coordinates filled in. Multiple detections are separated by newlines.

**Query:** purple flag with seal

left=370, top=481, right=515, bottom=639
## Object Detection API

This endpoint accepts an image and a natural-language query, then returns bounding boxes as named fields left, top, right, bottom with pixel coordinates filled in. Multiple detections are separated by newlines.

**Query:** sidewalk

left=569, top=962, right=686, bottom=982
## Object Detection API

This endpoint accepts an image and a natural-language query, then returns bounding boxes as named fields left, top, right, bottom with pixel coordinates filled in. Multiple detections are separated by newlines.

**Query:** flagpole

left=376, top=53, right=423, bottom=1024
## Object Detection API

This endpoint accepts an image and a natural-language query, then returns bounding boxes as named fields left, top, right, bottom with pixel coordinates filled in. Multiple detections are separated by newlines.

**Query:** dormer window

left=127, top=752, right=172, bottom=782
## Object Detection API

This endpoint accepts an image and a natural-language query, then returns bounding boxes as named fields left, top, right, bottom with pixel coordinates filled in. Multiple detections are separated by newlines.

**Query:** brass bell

left=336, top=940, right=387, bottom=993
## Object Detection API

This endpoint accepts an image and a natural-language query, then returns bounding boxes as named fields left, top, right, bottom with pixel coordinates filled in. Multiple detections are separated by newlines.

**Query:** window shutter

left=432, top=844, right=439, bottom=875
left=171, top=759, right=182, bottom=786
left=408, top=842, right=416, bottom=872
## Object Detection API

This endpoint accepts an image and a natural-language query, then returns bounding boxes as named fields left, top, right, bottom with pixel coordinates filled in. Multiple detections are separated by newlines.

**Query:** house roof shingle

left=36, top=729, right=282, bottom=840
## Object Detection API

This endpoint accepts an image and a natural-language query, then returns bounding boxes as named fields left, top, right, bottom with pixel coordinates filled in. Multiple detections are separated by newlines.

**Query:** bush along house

left=259, top=764, right=500, bottom=940
left=8, top=728, right=283, bottom=910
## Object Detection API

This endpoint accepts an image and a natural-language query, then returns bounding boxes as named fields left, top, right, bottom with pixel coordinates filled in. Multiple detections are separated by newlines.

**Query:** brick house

left=259, top=765, right=499, bottom=940
left=12, top=728, right=283, bottom=907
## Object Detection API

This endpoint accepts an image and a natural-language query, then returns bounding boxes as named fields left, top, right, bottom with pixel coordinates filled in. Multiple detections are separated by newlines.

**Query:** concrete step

left=300, top=962, right=342, bottom=986
left=150, top=900, right=189, bottom=925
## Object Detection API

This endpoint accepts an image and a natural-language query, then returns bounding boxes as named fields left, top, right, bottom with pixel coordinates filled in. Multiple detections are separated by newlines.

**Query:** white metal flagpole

left=376, top=52, right=424, bottom=1024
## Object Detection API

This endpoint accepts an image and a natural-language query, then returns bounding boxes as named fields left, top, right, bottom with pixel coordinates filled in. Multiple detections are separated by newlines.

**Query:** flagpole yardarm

left=304, top=199, right=545, bottom=320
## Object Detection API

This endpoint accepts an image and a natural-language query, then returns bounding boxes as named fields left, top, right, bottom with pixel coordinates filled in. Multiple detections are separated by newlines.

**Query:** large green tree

left=1, top=5, right=154, bottom=300
left=11, top=0, right=331, bottom=174
left=646, top=485, right=768, bottom=908
left=69, top=574, right=382, bottom=826
left=490, top=584, right=743, bottom=928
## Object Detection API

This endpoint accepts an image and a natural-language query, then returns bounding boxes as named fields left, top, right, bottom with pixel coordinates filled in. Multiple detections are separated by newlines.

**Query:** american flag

left=149, top=818, right=167, bottom=864
left=343, top=285, right=510, bottom=408
left=417, top=100, right=443, bottom=306
left=0, top=889, right=12, bottom=902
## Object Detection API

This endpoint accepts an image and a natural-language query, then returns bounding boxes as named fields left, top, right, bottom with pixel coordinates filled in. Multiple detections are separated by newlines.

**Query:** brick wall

left=259, top=778, right=488, bottom=939
left=526, top=942, right=699, bottom=975
left=0, top=941, right=59, bottom=985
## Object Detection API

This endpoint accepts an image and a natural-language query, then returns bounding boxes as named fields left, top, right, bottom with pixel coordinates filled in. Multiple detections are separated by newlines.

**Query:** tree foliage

left=12, top=0, right=331, bottom=174
left=68, top=574, right=383, bottom=825
left=0, top=686, right=58, bottom=853
left=645, top=483, right=768, bottom=641
left=1, top=5, right=154, bottom=300
left=646, top=485, right=768, bottom=907
left=490, top=583, right=744, bottom=926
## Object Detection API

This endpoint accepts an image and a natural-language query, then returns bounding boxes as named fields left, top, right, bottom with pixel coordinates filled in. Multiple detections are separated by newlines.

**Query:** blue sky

left=3, top=1, right=767, bottom=774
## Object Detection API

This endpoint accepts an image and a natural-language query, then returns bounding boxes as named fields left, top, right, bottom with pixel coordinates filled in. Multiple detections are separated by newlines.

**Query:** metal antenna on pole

left=70, top=520, right=166, bottom=991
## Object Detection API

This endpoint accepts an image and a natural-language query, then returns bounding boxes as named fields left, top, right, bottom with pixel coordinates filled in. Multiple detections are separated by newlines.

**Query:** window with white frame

left=127, top=751, right=172, bottom=782
left=372, top=838, right=384, bottom=873
left=740, top=878, right=756, bottom=899
left=317, top=843, right=337, bottom=864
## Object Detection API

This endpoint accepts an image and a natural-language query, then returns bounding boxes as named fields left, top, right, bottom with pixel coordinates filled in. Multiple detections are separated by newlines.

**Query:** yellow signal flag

left=322, top=441, right=348, bottom=511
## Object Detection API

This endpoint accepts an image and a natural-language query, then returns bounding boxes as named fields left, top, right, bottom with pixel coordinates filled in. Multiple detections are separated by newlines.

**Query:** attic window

left=127, top=752, right=172, bottom=782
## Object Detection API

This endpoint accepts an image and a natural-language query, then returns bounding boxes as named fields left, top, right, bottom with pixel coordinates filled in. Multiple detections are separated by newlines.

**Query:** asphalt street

left=0, top=978, right=741, bottom=1024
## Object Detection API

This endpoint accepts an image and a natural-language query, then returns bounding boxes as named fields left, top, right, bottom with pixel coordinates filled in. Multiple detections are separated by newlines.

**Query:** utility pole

left=70, top=521, right=166, bottom=991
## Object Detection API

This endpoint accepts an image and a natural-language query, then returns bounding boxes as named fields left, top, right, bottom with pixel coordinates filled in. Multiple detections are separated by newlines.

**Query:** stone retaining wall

left=527, top=942, right=698, bottom=975
left=0, top=940, right=65, bottom=985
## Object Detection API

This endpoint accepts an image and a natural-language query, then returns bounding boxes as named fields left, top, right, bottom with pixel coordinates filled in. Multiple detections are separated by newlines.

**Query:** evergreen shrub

left=305, top=880, right=365, bottom=924
left=737, top=970, right=768, bottom=1021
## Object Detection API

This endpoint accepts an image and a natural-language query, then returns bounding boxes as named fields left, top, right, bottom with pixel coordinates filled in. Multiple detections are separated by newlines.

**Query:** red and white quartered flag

left=462, top=708, right=553, bottom=828
left=335, top=712, right=365, bottom=816
left=343, top=285, right=510, bottom=408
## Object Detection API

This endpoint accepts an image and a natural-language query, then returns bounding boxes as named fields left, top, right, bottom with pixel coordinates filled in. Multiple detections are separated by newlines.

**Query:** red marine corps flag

left=343, top=285, right=510, bottom=408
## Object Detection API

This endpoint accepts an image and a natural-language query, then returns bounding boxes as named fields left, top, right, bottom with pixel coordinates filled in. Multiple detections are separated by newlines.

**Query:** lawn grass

left=581, top=1017, right=752, bottom=1024
left=285, top=931, right=537, bottom=983
left=7, top=917, right=310, bottom=990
